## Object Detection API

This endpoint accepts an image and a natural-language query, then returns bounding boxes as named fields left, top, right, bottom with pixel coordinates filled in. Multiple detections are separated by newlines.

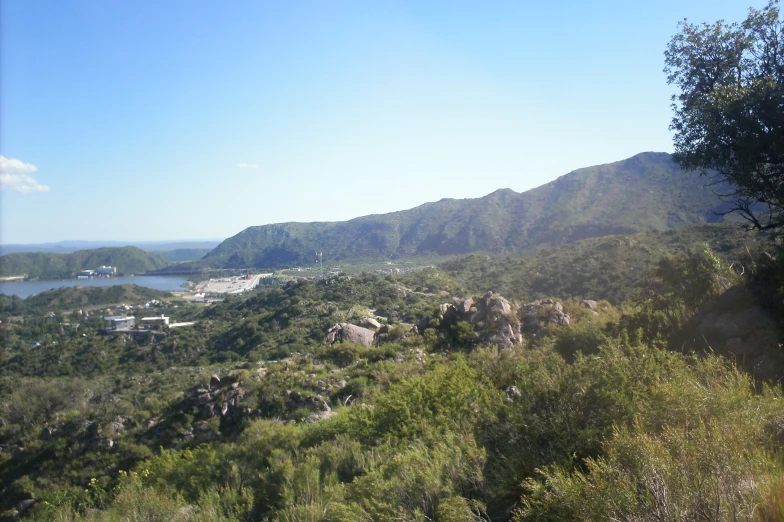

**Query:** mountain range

left=201, top=152, right=737, bottom=268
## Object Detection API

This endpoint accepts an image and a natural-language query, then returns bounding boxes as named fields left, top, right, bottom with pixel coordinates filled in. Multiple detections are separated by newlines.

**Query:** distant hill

left=0, top=284, right=173, bottom=315
left=0, top=240, right=222, bottom=255
left=157, top=249, right=213, bottom=263
left=0, top=247, right=169, bottom=279
left=440, top=224, right=766, bottom=305
left=202, top=152, right=737, bottom=268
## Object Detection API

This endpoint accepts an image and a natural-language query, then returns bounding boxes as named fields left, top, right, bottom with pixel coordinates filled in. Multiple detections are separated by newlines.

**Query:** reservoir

left=0, top=275, right=190, bottom=299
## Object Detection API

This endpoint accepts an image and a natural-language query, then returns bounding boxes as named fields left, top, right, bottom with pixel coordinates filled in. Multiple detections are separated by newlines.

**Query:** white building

left=104, top=315, right=136, bottom=331
left=141, top=314, right=170, bottom=329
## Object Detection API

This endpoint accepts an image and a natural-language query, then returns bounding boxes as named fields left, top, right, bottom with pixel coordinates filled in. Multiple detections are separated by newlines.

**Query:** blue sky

left=0, top=0, right=756, bottom=243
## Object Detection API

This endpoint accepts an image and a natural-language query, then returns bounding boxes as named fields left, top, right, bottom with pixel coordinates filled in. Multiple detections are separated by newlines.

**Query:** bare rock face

left=326, top=323, right=376, bottom=346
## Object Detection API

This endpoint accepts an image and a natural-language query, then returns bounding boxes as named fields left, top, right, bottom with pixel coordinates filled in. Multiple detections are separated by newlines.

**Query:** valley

left=5, top=0, right=784, bottom=519
left=2, top=208, right=782, bottom=520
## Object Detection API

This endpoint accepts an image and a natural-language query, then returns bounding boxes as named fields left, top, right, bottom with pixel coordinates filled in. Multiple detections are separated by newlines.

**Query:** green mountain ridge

left=0, top=247, right=169, bottom=280
left=202, top=152, right=737, bottom=268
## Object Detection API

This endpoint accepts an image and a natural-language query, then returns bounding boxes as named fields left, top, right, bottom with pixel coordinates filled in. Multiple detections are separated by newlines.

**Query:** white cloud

left=0, top=156, right=49, bottom=194
left=236, top=162, right=259, bottom=169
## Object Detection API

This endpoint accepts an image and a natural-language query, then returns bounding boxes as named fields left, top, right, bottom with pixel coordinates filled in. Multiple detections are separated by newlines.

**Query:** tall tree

left=665, top=0, right=784, bottom=231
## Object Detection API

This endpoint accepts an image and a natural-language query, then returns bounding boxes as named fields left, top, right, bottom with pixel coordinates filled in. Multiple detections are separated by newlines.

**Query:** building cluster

left=103, top=313, right=195, bottom=332
left=78, top=266, right=117, bottom=278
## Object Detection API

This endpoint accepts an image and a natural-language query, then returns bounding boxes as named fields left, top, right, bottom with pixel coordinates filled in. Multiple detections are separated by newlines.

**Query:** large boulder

left=457, top=297, right=474, bottom=314
left=358, top=317, right=382, bottom=330
left=680, top=286, right=781, bottom=380
left=326, top=323, right=376, bottom=346
left=581, top=299, right=597, bottom=311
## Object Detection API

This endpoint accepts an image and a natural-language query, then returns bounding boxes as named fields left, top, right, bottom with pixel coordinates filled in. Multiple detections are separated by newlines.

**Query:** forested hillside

left=440, top=224, right=768, bottom=304
left=0, top=247, right=169, bottom=279
left=202, top=152, right=736, bottom=268
left=0, top=285, right=173, bottom=316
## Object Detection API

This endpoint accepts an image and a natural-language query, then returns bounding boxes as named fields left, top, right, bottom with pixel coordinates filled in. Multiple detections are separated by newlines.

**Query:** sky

left=0, top=0, right=759, bottom=244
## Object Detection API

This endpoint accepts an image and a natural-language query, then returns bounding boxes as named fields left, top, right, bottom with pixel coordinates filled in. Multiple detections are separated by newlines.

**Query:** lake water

left=0, top=275, right=190, bottom=298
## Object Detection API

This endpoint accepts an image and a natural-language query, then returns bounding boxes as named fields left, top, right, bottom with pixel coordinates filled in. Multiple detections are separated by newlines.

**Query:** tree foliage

left=665, top=0, right=784, bottom=230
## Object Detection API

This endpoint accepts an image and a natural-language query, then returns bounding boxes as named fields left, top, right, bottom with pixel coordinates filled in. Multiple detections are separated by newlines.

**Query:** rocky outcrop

left=304, top=397, right=334, bottom=423
left=183, top=381, right=249, bottom=426
left=139, top=376, right=249, bottom=446
left=430, top=291, right=523, bottom=348
left=520, top=298, right=570, bottom=335
left=326, top=323, right=376, bottom=346
left=283, top=391, right=337, bottom=423
left=373, top=323, right=414, bottom=344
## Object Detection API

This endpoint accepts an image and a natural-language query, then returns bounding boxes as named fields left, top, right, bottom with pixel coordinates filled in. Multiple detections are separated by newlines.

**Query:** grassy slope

left=0, top=247, right=169, bottom=279
left=202, top=152, right=737, bottom=268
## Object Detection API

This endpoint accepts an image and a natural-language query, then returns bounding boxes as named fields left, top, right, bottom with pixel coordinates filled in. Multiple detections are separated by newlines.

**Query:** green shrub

left=346, top=433, right=487, bottom=521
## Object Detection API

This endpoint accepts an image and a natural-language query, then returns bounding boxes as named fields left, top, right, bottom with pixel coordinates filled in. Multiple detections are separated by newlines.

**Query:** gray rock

left=305, top=410, right=335, bottom=423
left=326, top=323, right=376, bottom=346
left=505, top=386, right=521, bottom=399
left=358, top=317, right=381, bottom=330
left=581, top=300, right=597, bottom=311
left=725, top=337, right=746, bottom=355
left=488, top=296, right=512, bottom=317
left=16, top=499, right=35, bottom=512
left=714, top=308, right=763, bottom=339
left=209, top=374, right=221, bottom=388
left=457, top=298, right=474, bottom=314
left=549, top=311, right=570, bottom=326
left=377, top=324, right=393, bottom=335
